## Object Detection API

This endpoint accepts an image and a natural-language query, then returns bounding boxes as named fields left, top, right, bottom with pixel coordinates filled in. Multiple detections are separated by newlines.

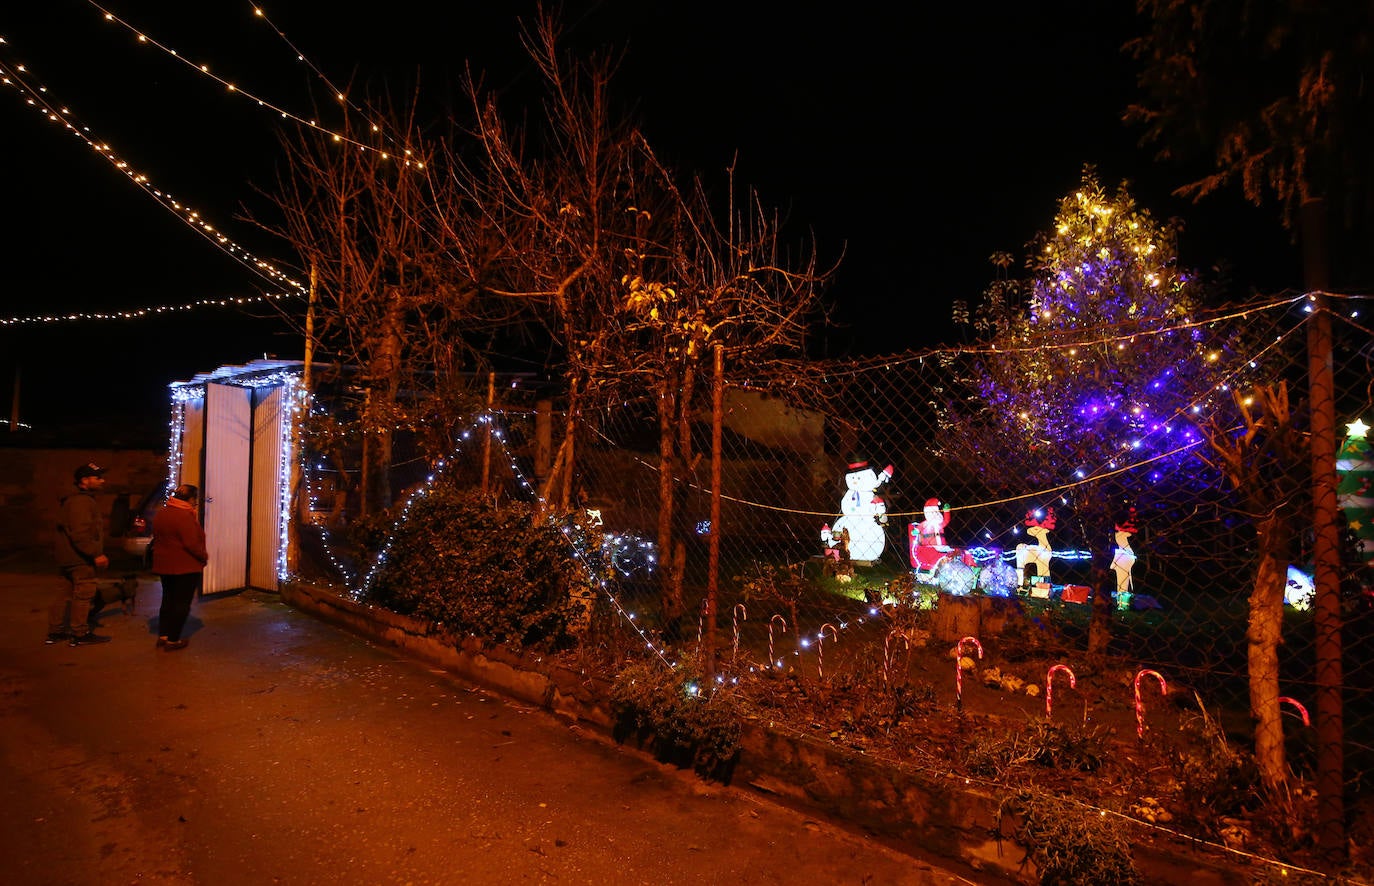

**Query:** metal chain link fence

left=295, top=292, right=1374, bottom=869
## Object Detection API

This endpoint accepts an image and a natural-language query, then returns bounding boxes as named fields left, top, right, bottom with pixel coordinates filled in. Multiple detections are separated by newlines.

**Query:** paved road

left=0, top=559, right=984, bottom=885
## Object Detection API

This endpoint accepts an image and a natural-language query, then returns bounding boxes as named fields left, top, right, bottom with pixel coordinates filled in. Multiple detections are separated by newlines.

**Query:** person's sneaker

left=68, top=632, right=112, bottom=647
left=163, top=639, right=189, bottom=651
left=155, top=636, right=169, bottom=649
left=44, top=631, right=69, bottom=645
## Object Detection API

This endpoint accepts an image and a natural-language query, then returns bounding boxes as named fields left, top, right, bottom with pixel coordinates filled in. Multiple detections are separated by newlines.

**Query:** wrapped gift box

left=1061, top=584, right=1091, bottom=604
left=1030, top=581, right=1052, bottom=599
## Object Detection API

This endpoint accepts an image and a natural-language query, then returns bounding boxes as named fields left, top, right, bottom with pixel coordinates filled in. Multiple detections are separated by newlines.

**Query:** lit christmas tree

left=944, top=167, right=1265, bottom=645
left=948, top=167, right=1233, bottom=496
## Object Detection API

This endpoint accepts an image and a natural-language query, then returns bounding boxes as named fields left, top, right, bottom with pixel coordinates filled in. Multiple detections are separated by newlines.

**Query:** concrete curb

left=280, top=579, right=1266, bottom=885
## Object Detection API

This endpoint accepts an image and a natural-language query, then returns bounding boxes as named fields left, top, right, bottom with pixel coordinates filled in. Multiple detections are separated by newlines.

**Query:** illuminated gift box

left=1061, top=585, right=1091, bottom=604
left=1030, top=581, right=1052, bottom=599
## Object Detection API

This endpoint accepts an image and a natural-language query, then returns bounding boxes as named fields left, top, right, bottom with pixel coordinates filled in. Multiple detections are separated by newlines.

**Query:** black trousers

left=157, top=572, right=200, bottom=641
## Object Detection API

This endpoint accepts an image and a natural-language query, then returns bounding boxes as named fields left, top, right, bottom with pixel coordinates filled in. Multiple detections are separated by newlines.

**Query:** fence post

left=535, top=399, right=552, bottom=484
left=1302, top=197, right=1345, bottom=863
left=481, top=371, right=495, bottom=493
left=706, top=344, right=724, bottom=680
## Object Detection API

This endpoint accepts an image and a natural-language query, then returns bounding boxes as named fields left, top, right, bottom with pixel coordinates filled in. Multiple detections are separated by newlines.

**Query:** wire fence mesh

left=294, top=292, right=1374, bottom=864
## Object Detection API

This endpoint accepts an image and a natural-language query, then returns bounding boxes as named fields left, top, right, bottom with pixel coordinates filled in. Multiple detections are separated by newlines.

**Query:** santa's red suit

left=910, top=499, right=951, bottom=571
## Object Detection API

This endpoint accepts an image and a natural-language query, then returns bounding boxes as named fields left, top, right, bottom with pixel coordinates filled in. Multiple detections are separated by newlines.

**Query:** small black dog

left=90, top=575, right=139, bottom=621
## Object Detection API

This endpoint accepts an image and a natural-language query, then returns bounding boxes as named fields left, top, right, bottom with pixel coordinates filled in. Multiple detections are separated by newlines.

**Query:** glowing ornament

left=820, top=460, right=893, bottom=563
left=1285, top=565, right=1315, bottom=610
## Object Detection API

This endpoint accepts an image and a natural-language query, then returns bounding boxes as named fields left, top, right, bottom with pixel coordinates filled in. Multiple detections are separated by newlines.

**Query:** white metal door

left=249, top=385, right=286, bottom=590
left=203, top=383, right=252, bottom=593
left=179, top=397, right=205, bottom=491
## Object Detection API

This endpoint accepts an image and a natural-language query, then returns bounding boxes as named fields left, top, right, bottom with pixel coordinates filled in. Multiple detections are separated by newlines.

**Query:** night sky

left=1, top=1, right=1302, bottom=435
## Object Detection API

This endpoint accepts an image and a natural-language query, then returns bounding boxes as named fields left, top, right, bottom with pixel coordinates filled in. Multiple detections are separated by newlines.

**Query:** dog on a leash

left=90, top=575, right=139, bottom=621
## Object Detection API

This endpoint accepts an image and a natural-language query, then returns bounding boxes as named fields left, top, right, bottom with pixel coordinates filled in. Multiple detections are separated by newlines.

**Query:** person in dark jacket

left=50, top=462, right=113, bottom=646
left=152, top=484, right=209, bottom=651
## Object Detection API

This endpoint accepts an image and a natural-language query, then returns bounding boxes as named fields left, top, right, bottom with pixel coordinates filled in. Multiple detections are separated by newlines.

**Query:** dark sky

left=1, top=1, right=1302, bottom=434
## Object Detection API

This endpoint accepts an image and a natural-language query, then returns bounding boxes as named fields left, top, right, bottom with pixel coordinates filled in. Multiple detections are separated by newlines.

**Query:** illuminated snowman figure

left=821, top=460, right=894, bottom=563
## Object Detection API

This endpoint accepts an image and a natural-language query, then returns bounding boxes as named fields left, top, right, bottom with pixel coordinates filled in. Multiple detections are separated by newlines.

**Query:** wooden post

left=287, top=264, right=318, bottom=577
left=481, top=371, right=495, bottom=493
left=535, top=399, right=553, bottom=484
left=1301, top=197, right=1344, bottom=862
left=706, top=344, right=723, bottom=678
left=303, top=262, right=317, bottom=394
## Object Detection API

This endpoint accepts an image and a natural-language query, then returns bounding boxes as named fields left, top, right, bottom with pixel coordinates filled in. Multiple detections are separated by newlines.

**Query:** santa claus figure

left=909, top=498, right=952, bottom=574
left=821, top=460, right=893, bottom=563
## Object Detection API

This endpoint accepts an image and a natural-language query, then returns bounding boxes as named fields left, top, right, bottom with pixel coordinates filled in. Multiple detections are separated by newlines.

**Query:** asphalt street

left=0, top=553, right=982, bottom=885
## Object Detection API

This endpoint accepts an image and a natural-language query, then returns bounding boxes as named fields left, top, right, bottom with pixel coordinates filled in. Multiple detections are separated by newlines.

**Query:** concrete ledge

left=280, top=580, right=1271, bottom=885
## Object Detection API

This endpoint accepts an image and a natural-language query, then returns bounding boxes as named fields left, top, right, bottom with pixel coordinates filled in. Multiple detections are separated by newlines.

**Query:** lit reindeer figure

left=1015, top=507, right=1056, bottom=595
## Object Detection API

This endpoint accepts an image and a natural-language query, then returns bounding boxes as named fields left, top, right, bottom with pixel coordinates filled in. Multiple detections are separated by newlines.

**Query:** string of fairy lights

left=588, top=299, right=1310, bottom=530
left=84, top=1, right=423, bottom=165
left=85, top=3, right=376, bottom=159
left=295, top=404, right=675, bottom=669
left=0, top=293, right=296, bottom=327
left=0, top=48, right=305, bottom=300
left=0, top=3, right=443, bottom=332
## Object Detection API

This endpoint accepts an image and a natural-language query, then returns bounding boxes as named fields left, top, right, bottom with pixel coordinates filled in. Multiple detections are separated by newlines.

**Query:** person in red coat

left=151, top=484, right=209, bottom=651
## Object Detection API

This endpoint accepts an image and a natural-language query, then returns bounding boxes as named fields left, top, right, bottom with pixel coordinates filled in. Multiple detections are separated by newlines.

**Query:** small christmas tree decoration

left=1338, top=417, right=1373, bottom=566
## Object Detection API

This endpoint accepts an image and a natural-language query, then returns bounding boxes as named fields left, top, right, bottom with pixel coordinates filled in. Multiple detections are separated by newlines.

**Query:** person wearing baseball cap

left=48, top=462, right=113, bottom=646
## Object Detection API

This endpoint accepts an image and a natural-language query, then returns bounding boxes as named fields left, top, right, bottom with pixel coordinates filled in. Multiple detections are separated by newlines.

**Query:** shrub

left=610, top=656, right=742, bottom=780
left=358, top=483, right=594, bottom=651
left=965, top=719, right=1106, bottom=779
left=998, top=788, right=1142, bottom=886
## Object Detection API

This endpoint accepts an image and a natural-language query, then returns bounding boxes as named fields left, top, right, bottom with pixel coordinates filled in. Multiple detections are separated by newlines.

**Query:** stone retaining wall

left=280, top=579, right=1269, bottom=885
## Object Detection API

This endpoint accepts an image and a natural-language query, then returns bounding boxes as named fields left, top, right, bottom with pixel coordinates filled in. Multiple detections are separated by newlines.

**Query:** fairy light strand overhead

left=83, top=0, right=420, bottom=166
left=0, top=47, right=306, bottom=298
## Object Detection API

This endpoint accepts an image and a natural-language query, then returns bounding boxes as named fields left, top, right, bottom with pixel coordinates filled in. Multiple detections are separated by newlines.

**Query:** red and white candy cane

left=817, top=624, right=838, bottom=679
left=768, top=614, right=788, bottom=668
left=954, top=636, right=983, bottom=710
left=1134, top=669, right=1167, bottom=738
left=1279, top=696, right=1311, bottom=727
left=1046, top=664, right=1077, bottom=718
left=732, top=603, right=747, bottom=664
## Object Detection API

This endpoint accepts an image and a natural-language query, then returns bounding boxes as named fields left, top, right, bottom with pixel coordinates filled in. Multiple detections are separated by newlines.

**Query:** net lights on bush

left=301, top=411, right=670, bottom=667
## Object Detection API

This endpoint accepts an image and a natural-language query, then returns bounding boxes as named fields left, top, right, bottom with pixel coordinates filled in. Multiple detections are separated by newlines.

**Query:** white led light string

left=0, top=293, right=296, bottom=327
left=83, top=1, right=420, bottom=165
left=300, top=409, right=673, bottom=668
left=245, top=3, right=404, bottom=157
left=0, top=51, right=305, bottom=299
